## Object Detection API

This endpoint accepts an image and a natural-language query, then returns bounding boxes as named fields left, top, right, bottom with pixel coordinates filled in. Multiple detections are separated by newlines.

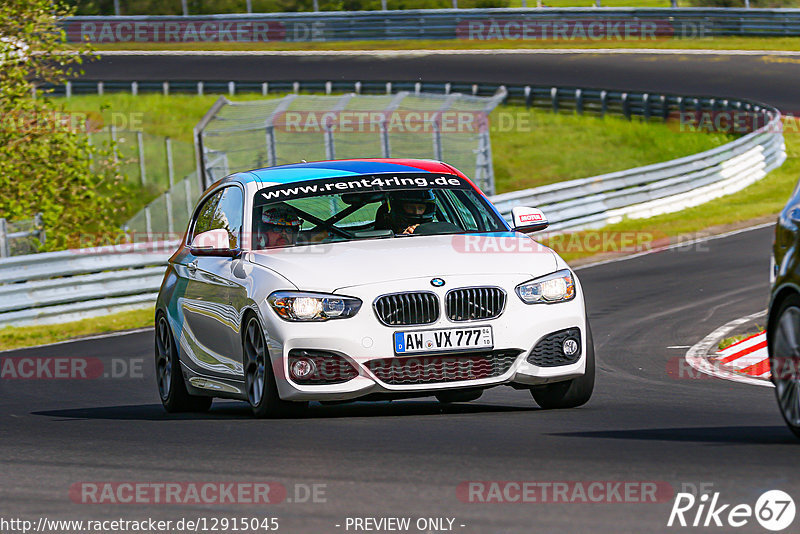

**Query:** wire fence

left=88, top=127, right=196, bottom=194
left=196, top=90, right=504, bottom=190
left=0, top=214, right=46, bottom=258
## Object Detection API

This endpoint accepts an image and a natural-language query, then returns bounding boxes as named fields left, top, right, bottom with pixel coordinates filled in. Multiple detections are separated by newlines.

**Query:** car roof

left=223, top=159, right=472, bottom=187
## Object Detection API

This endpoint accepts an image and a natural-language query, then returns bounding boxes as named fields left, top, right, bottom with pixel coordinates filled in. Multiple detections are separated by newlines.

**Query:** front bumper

left=261, top=273, right=589, bottom=401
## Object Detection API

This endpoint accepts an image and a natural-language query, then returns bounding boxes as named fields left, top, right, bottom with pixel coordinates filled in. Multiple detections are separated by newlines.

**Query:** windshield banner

left=257, top=174, right=470, bottom=202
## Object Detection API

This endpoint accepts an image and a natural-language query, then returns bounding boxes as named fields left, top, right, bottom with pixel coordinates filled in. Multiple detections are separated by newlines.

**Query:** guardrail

left=0, top=241, right=175, bottom=327
left=5, top=79, right=783, bottom=328
left=62, top=8, right=800, bottom=44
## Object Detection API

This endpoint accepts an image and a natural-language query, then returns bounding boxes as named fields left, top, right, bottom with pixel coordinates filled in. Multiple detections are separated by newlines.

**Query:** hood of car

left=248, top=233, right=559, bottom=292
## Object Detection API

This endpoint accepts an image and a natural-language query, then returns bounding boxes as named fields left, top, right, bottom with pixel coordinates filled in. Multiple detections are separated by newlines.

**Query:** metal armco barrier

left=62, top=8, right=800, bottom=43
left=0, top=241, right=176, bottom=327
left=6, top=79, right=784, bottom=328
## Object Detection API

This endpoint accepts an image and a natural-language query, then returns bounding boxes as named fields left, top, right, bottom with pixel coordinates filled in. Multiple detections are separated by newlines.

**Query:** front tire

left=530, top=325, right=595, bottom=409
left=768, top=294, right=800, bottom=439
left=155, top=313, right=212, bottom=413
left=243, top=315, right=308, bottom=418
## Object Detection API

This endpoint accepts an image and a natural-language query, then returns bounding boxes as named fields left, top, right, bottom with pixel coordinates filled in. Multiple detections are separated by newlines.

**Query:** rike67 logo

left=668, top=489, right=795, bottom=531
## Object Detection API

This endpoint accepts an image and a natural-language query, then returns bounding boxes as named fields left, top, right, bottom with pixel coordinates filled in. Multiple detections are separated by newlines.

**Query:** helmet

left=261, top=206, right=301, bottom=228
left=387, top=189, right=436, bottom=230
left=257, top=206, right=301, bottom=248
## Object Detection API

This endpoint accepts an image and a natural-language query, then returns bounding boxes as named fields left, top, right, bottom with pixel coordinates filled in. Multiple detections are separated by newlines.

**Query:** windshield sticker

left=258, top=174, right=469, bottom=202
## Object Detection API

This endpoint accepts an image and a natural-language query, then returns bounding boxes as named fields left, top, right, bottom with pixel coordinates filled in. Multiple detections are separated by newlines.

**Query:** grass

left=0, top=307, right=154, bottom=352
left=545, top=121, right=800, bottom=263
left=490, top=109, right=733, bottom=191
left=85, top=36, right=800, bottom=52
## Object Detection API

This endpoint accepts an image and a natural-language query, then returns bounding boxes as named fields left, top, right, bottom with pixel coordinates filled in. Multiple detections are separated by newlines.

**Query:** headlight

left=267, top=291, right=362, bottom=321
left=515, top=269, right=576, bottom=304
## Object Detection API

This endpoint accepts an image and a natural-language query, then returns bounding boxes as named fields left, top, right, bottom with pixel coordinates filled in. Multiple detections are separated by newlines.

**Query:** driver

left=255, top=206, right=302, bottom=248
left=385, top=190, right=437, bottom=235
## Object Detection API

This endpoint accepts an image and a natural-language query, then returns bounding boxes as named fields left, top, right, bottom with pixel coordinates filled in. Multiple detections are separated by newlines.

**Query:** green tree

left=0, top=0, right=131, bottom=251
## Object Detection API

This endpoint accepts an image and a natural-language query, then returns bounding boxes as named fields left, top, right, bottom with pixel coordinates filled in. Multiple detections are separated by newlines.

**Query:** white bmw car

left=155, top=158, right=594, bottom=417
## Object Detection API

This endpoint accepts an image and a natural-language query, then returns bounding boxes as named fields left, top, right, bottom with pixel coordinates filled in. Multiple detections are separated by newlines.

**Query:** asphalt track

left=2, top=226, right=796, bottom=533
left=78, top=51, right=800, bottom=111
left=3, top=51, right=798, bottom=532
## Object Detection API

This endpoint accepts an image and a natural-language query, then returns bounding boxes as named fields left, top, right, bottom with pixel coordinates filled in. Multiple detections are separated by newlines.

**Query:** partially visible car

left=768, top=177, right=800, bottom=438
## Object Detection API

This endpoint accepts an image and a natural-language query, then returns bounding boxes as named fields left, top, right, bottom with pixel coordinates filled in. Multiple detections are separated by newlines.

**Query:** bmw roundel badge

left=430, top=278, right=445, bottom=287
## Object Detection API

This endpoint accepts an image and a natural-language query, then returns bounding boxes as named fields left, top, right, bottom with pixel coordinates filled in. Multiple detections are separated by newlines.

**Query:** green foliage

left=0, top=0, right=132, bottom=251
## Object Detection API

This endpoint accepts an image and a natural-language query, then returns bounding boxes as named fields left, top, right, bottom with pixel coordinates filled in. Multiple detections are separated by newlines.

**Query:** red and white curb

left=714, top=330, right=769, bottom=379
left=685, top=310, right=772, bottom=388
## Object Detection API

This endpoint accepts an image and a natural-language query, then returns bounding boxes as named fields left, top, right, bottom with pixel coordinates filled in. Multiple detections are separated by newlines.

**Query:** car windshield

left=251, top=173, right=508, bottom=249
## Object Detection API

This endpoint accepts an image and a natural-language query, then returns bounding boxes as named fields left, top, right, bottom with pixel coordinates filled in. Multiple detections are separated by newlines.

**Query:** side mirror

left=190, top=229, right=239, bottom=257
left=511, top=206, right=549, bottom=233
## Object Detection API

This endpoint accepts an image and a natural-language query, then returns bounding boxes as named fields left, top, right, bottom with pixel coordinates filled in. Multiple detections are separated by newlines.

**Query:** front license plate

left=394, top=326, right=493, bottom=355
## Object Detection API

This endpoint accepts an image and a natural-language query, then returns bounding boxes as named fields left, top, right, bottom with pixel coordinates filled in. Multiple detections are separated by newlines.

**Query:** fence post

left=131, top=81, right=138, bottom=95
left=145, top=206, right=153, bottom=238
left=265, top=126, right=277, bottom=166
left=97, top=81, right=104, bottom=95
left=324, top=125, right=336, bottom=160
left=110, top=125, right=118, bottom=164
left=0, top=218, right=8, bottom=258
left=65, top=81, right=72, bottom=98
left=622, top=93, right=630, bottom=120
left=600, top=90, right=608, bottom=117
left=137, top=131, right=147, bottom=186
left=432, top=121, right=443, bottom=161
left=524, top=86, right=532, bottom=109
left=197, top=81, right=204, bottom=96
left=166, top=137, right=175, bottom=187
left=162, top=81, right=169, bottom=96
left=34, top=213, right=45, bottom=248
left=185, top=179, right=193, bottom=218
left=181, top=0, right=188, bottom=15
left=228, top=81, right=236, bottom=96
left=380, top=120, right=391, bottom=158
left=166, top=191, right=174, bottom=235
left=575, top=89, right=583, bottom=115
left=262, top=82, right=268, bottom=96
left=551, top=87, right=558, bottom=113
left=643, top=93, right=650, bottom=120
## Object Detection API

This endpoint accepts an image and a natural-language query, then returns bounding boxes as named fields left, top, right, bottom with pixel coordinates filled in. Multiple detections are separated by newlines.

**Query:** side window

left=192, top=187, right=244, bottom=248
left=441, top=190, right=478, bottom=230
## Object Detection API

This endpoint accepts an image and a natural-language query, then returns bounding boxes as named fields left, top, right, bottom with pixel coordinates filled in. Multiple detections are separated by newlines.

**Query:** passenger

left=255, top=206, right=301, bottom=248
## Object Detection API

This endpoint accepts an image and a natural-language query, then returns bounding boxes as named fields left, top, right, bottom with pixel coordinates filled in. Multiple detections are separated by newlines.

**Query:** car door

left=177, top=185, right=246, bottom=381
